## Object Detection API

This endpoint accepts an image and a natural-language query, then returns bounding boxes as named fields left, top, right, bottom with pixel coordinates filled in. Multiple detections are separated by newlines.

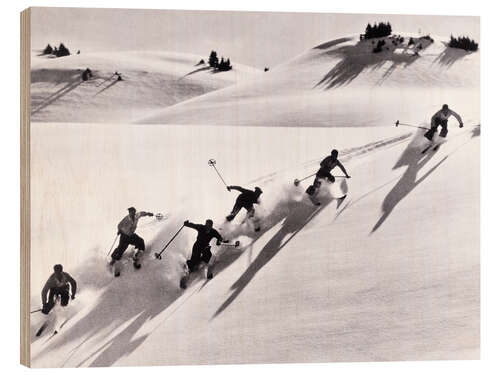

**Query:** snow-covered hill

left=29, top=33, right=480, bottom=367
left=30, top=123, right=479, bottom=367
left=31, top=51, right=260, bottom=123
left=138, top=35, right=479, bottom=127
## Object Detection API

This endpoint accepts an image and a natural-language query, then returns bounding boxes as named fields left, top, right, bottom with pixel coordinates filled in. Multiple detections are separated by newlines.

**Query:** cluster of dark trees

left=42, top=43, right=71, bottom=57
left=364, top=22, right=392, bottom=39
left=449, top=35, right=478, bottom=51
left=208, top=50, right=233, bottom=71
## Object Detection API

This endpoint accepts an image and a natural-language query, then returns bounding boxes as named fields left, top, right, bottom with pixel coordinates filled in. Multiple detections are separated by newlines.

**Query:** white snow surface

left=29, top=34, right=479, bottom=367
left=31, top=50, right=260, bottom=123
left=30, top=124, right=479, bottom=367
left=138, top=35, right=479, bottom=127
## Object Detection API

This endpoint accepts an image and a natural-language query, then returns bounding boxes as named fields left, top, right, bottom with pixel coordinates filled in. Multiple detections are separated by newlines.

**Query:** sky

left=31, top=7, right=479, bottom=68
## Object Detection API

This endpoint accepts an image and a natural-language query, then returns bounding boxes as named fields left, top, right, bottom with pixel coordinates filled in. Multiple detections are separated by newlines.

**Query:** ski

left=421, top=143, right=434, bottom=154
left=422, top=143, right=441, bottom=154
left=51, top=317, right=71, bottom=337
left=35, top=321, right=48, bottom=337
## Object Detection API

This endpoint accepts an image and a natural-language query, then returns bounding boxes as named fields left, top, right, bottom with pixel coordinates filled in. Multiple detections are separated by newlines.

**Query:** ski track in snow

left=30, top=124, right=479, bottom=366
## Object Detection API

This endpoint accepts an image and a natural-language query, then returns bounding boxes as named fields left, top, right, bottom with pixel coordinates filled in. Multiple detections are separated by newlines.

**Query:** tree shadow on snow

left=371, top=137, right=448, bottom=233
left=433, top=42, right=475, bottom=68
left=182, top=66, right=212, bottom=78
left=315, top=38, right=428, bottom=89
left=212, top=197, right=333, bottom=319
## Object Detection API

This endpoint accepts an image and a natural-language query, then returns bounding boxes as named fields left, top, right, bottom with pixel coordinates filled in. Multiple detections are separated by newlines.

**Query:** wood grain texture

left=20, top=7, right=31, bottom=368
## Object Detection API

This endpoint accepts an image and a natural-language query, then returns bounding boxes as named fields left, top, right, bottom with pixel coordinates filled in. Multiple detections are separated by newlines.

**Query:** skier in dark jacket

left=316, top=149, right=350, bottom=183
left=41, top=264, right=77, bottom=314
left=184, top=219, right=224, bottom=273
left=81, top=68, right=92, bottom=81
left=306, top=149, right=350, bottom=203
left=424, top=104, right=464, bottom=140
left=226, top=186, right=262, bottom=220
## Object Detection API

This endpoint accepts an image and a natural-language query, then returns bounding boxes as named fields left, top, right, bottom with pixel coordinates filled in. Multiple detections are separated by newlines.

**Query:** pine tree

left=386, top=22, right=392, bottom=36
left=208, top=50, right=219, bottom=68
left=365, top=23, right=373, bottom=39
left=43, top=44, right=53, bottom=55
left=56, top=43, right=70, bottom=57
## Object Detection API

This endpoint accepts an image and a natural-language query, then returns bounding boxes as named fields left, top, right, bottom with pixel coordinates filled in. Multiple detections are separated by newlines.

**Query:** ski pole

left=154, top=224, right=185, bottom=260
left=106, top=234, right=119, bottom=256
left=395, top=120, right=430, bottom=130
left=220, top=240, right=240, bottom=248
left=208, top=159, right=229, bottom=189
left=294, top=174, right=348, bottom=186
left=31, top=308, right=42, bottom=314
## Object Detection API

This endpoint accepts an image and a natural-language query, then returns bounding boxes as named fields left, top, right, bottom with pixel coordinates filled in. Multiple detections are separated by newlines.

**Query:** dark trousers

left=425, top=118, right=448, bottom=140
left=42, top=287, right=70, bottom=314
left=316, top=169, right=335, bottom=183
left=111, top=233, right=145, bottom=261
left=187, top=242, right=212, bottom=272
left=307, top=169, right=334, bottom=196
left=227, top=202, right=254, bottom=221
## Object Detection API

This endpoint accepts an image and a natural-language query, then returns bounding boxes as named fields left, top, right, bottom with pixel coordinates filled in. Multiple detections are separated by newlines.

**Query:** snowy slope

left=29, top=33, right=479, bottom=367
left=138, top=35, right=479, bottom=127
left=30, top=123, right=479, bottom=367
left=31, top=51, right=261, bottom=123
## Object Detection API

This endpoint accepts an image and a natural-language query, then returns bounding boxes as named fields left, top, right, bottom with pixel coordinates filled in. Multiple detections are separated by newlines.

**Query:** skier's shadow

left=31, top=78, right=83, bottom=115
left=94, top=79, right=120, bottom=97
left=212, top=197, right=333, bottom=319
left=31, top=221, right=188, bottom=367
left=371, top=138, right=447, bottom=233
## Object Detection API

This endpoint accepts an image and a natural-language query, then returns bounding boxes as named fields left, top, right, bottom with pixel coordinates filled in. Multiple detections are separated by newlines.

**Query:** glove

left=459, top=123, right=464, bottom=128
left=216, top=240, right=221, bottom=246
left=41, top=303, right=50, bottom=315
left=226, top=186, right=232, bottom=192
left=147, top=212, right=154, bottom=217
left=184, top=220, right=189, bottom=225
left=71, top=295, right=75, bottom=300
left=346, top=175, right=351, bottom=179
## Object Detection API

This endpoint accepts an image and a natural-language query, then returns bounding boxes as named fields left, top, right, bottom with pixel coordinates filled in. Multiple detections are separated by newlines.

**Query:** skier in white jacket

left=424, top=104, right=464, bottom=140
left=110, top=207, right=153, bottom=273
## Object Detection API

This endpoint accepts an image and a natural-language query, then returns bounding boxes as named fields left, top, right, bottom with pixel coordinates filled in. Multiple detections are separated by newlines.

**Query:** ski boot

left=206, top=265, right=214, bottom=280
left=424, top=127, right=437, bottom=141
left=108, top=259, right=121, bottom=277
left=132, top=249, right=143, bottom=269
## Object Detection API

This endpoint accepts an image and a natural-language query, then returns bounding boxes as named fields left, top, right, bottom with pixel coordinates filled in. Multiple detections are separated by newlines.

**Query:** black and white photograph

left=21, top=6, right=479, bottom=368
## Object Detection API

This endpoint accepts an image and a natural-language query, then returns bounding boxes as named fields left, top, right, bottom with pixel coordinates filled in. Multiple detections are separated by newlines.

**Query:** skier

left=41, top=264, right=77, bottom=315
left=306, top=149, right=350, bottom=205
left=424, top=104, right=464, bottom=141
left=225, top=185, right=263, bottom=231
left=110, top=207, right=154, bottom=275
left=183, top=219, right=224, bottom=280
left=81, top=68, right=92, bottom=81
